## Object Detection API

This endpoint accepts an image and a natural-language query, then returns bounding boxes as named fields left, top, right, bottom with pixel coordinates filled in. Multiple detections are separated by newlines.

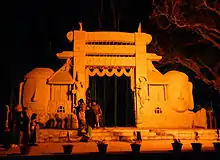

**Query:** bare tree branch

left=151, top=0, right=220, bottom=49
left=197, top=0, right=220, bottom=16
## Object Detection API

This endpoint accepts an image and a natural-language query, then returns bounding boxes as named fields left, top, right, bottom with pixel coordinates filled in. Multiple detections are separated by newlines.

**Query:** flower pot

left=191, top=143, right=202, bottom=152
left=20, top=146, right=30, bottom=155
left=62, top=145, right=74, bottom=154
left=130, top=143, right=141, bottom=153
left=213, top=142, right=220, bottom=152
left=171, top=142, right=183, bottom=152
left=97, top=144, right=108, bottom=154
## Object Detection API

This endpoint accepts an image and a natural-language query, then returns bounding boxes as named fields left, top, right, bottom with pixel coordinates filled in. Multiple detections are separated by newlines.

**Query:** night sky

left=1, top=0, right=153, bottom=105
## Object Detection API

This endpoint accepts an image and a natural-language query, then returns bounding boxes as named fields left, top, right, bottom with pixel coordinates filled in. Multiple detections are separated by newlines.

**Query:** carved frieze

left=86, top=56, right=136, bottom=67
left=85, top=32, right=135, bottom=43
left=85, top=45, right=135, bottom=55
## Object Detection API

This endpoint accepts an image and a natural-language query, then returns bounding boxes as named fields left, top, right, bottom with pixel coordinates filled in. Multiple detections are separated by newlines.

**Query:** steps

left=37, top=128, right=218, bottom=143
left=37, top=129, right=79, bottom=143
left=91, top=127, right=156, bottom=141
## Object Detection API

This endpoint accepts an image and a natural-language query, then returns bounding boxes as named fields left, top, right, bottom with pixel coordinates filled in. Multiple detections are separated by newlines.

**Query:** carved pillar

left=85, top=67, right=90, bottom=101
left=130, top=68, right=137, bottom=125
left=73, top=30, right=86, bottom=102
left=134, top=32, right=151, bottom=128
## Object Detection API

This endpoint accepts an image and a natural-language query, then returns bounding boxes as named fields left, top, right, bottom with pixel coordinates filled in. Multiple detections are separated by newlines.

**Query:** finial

left=79, top=21, right=83, bottom=31
left=138, top=22, right=141, bottom=33
left=66, top=31, right=73, bottom=42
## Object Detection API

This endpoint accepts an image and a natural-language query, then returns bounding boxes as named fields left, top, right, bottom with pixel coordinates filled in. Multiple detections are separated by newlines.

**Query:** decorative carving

left=79, top=22, right=83, bottom=31
left=137, top=77, right=149, bottom=112
left=86, top=56, right=136, bottom=67
left=61, top=58, right=72, bottom=71
left=66, top=31, right=73, bottom=42
left=85, top=32, right=135, bottom=43
left=72, top=81, right=84, bottom=103
left=85, top=45, right=135, bottom=55
left=87, top=67, right=133, bottom=77
left=31, top=90, right=38, bottom=102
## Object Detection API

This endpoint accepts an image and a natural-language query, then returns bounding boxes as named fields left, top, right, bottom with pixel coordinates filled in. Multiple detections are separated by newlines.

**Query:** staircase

left=37, top=128, right=218, bottom=143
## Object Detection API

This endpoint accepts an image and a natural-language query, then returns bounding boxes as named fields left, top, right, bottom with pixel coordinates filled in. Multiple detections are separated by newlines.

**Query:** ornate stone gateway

left=19, top=24, right=207, bottom=129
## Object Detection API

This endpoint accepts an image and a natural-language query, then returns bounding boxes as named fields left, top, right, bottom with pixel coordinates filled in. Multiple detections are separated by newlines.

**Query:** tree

left=150, top=0, right=220, bottom=92
left=151, top=0, right=219, bottom=49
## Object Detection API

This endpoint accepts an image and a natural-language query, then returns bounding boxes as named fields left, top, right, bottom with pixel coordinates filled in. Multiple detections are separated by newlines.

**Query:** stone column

left=134, top=32, right=152, bottom=128
left=73, top=30, right=86, bottom=102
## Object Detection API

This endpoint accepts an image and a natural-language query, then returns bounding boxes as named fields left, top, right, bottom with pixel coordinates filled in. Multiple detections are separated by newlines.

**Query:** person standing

left=29, top=113, right=38, bottom=146
left=19, top=107, right=30, bottom=147
left=91, top=101, right=102, bottom=128
left=3, top=105, right=11, bottom=149
left=10, top=104, right=23, bottom=148
left=78, top=103, right=87, bottom=135
left=86, top=105, right=96, bottom=139
left=76, top=99, right=84, bottom=116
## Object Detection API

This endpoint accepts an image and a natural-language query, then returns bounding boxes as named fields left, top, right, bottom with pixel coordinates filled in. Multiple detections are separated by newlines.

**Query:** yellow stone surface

left=19, top=27, right=207, bottom=128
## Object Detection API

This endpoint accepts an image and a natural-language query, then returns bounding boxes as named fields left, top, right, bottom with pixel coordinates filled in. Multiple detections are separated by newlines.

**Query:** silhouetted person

left=10, top=104, right=23, bottom=148
left=29, top=113, right=38, bottom=146
left=3, top=105, right=11, bottom=149
left=86, top=102, right=92, bottom=110
left=76, top=99, right=84, bottom=116
left=55, top=114, right=62, bottom=129
left=86, top=105, right=96, bottom=139
left=20, top=107, right=30, bottom=147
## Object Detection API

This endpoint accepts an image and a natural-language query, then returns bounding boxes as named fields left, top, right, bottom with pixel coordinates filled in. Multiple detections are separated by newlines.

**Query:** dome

left=24, top=68, right=54, bottom=80
left=164, top=70, right=189, bottom=82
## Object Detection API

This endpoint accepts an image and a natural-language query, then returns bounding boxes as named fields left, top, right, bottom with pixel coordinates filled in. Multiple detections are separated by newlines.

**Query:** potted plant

left=130, top=138, right=142, bottom=153
left=96, top=139, right=108, bottom=154
left=62, top=132, right=74, bottom=154
left=171, top=138, right=182, bottom=153
left=213, top=128, right=220, bottom=152
left=191, top=131, right=202, bottom=152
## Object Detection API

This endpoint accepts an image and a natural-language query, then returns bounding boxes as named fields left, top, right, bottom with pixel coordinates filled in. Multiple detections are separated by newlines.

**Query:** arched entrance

left=85, top=67, right=136, bottom=127
left=87, top=75, right=135, bottom=127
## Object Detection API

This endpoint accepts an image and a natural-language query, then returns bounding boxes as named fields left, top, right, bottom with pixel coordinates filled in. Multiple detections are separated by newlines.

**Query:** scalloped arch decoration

left=87, top=68, right=133, bottom=77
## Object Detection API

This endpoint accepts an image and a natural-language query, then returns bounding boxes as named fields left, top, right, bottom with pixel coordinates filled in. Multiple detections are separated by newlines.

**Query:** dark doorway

left=87, top=75, right=135, bottom=127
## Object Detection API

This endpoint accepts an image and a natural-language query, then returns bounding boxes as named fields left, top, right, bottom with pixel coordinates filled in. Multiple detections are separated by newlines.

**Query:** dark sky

left=1, top=0, right=153, bottom=104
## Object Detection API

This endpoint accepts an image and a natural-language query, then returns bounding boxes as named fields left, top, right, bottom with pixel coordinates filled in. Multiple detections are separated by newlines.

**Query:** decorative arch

left=86, top=67, right=133, bottom=77
left=85, top=67, right=135, bottom=91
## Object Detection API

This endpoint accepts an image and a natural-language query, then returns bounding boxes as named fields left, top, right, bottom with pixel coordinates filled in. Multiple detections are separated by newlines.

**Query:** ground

left=0, top=140, right=216, bottom=155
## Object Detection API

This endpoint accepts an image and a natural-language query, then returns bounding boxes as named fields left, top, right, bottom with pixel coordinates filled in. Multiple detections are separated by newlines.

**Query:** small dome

left=24, top=68, right=54, bottom=79
left=164, top=70, right=189, bottom=82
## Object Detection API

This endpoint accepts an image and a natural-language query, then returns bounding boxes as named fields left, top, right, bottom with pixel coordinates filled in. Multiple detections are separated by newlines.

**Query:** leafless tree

left=151, top=0, right=219, bottom=49
left=150, top=0, right=220, bottom=91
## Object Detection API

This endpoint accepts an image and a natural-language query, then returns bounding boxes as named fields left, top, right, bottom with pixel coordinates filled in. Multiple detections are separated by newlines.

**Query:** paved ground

left=0, top=140, right=217, bottom=156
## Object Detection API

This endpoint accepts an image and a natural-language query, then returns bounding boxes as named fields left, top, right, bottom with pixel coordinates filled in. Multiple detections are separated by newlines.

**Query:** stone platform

left=37, top=128, right=218, bottom=143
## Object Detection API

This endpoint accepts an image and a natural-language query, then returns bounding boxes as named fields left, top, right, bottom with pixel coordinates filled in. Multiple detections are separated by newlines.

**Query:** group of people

left=3, top=99, right=102, bottom=147
left=4, top=105, right=38, bottom=148
left=75, top=99, right=103, bottom=138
